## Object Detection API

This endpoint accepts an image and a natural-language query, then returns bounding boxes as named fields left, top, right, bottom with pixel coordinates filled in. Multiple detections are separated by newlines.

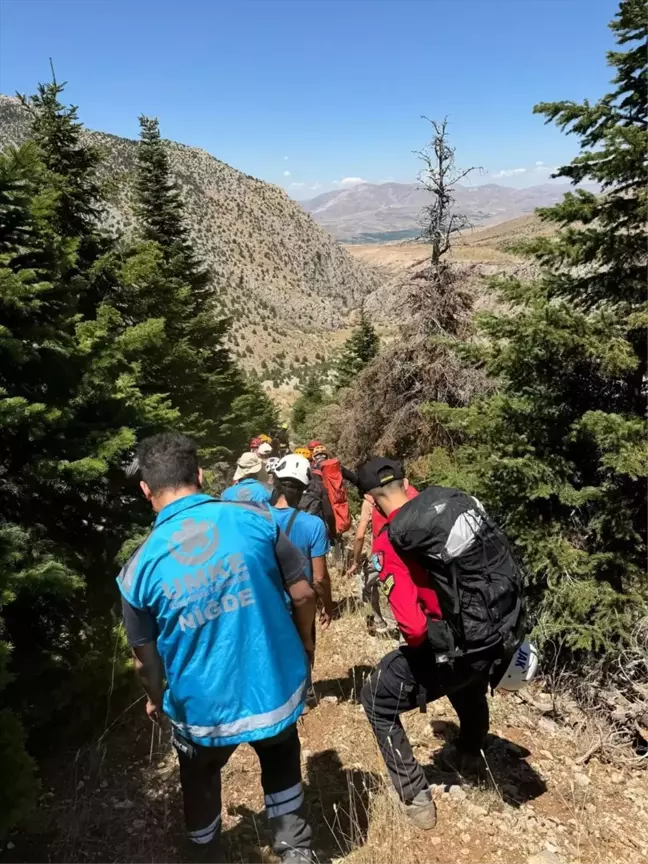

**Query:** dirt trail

left=2, top=577, right=646, bottom=864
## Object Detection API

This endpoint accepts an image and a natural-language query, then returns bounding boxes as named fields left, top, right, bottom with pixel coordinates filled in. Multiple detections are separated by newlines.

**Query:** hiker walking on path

left=272, top=454, right=334, bottom=710
left=221, top=451, right=273, bottom=504
left=311, top=443, right=352, bottom=568
left=354, top=458, right=531, bottom=830
left=118, top=433, right=316, bottom=862
left=295, top=447, right=337, bottom=539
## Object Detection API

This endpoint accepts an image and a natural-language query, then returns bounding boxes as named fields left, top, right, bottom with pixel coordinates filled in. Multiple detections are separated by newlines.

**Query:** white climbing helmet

left=496, top=637, right=539, bottom=692
left=274, top=454, right=312, bottom=487
left=266, top=457, right=280, bottom=474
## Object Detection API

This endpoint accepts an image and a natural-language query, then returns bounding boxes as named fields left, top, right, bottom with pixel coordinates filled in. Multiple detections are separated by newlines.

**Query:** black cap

left=356, top=457, right=404, bottom=494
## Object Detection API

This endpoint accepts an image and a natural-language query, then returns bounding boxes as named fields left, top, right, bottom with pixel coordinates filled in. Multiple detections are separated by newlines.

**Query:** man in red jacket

left=356, top=458, right=493, bottom=831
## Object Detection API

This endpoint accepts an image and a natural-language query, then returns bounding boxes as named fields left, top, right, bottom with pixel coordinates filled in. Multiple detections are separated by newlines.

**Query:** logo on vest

left=236, top=487, right=252, bottom=501
left=169, top=518, right=219, bottom=566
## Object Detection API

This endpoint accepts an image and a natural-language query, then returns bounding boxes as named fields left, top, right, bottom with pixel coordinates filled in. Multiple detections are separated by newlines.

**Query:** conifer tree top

left=530, top=0, right=647, bottom=310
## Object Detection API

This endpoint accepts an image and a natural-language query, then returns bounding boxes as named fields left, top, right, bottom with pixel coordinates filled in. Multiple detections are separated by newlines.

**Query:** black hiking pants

left=360, top=646, right=493, bottom=803
left=171, top=723, right=311, bottom=855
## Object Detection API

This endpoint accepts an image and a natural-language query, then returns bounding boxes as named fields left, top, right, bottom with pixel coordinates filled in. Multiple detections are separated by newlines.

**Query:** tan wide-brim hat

left=233, top=451, right=264, bottom=482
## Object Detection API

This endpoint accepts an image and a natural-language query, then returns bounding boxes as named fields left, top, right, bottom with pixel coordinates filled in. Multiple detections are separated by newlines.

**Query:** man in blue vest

left=271, top=454, right=333, bottom=711
left=118, top=433, right=315, bottom=862
left=221, top=450, right=273, bottom=504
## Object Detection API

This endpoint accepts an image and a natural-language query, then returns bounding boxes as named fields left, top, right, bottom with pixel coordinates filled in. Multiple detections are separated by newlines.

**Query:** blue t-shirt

left=272, top=506, right=330, bottom=582
left=117, top=494, right=308, bottom=747
left=221, top=477, right=272, bottom=504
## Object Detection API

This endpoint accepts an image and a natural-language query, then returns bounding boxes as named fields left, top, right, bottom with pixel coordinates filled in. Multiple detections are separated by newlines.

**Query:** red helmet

left=307, top=440, right=322, bottom=451
left=250, top=437, right=261, bottom=450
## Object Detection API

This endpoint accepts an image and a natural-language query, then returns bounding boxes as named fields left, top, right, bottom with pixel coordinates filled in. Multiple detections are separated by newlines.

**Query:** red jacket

left=372, top=505, right=442, bottom=647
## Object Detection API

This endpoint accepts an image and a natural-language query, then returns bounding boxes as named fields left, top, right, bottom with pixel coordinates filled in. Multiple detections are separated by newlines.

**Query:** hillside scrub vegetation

left=0, top=77, right=276, bottom=836
left=315, top=0, right=647, bottom=677
left=289, top=311, right=382, bottom=443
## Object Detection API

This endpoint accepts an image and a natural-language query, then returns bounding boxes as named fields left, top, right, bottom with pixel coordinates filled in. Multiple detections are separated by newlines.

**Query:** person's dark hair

left=136, top=433, right=200, bottom=494
left=275, top=477, right=305, bottom=509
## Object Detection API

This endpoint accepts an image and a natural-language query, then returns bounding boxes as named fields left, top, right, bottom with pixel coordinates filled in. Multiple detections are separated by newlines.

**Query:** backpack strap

left=284, top=508, right=300, bottom=539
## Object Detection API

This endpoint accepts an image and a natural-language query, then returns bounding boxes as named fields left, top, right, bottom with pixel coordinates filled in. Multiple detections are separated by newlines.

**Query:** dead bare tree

left=332, top=118, right=491, bottom=464
left=415, top=116, right=481, bottom=267
left=402, top=117, right=481, bottom=338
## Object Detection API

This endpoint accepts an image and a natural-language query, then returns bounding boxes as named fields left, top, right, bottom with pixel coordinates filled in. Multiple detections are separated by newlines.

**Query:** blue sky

left=0, top=0, right=619, bottom=200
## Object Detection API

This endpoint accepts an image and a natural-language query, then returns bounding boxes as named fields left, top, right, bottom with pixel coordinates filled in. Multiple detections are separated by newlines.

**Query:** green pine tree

left=334, top=309, right=380, bottom=390
left=0, top=143, right=47, bottom=838
left=19, top=73, right=103, bottom=242
left=128, top=116, right=273, bottom=456
left=424, top=0, right=647, bottom=664
left=291, top=373, right=325, bottom=435
left=0, top=82, right=180, bottom=834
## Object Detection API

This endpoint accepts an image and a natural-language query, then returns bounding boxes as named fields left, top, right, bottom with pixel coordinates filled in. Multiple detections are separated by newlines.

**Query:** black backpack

left=388, top=486, right=525, bottom=658
left=298, top=472, right=326, bottom=520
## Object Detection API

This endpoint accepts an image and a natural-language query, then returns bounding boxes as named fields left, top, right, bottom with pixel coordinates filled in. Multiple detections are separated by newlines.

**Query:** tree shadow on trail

left=223, top=749, right=381, bottom=864
left=422, top=719, right=547, bottom=807
left=305, top=748, right=381, bottom=862
left=314, top=665, right=374, bottom=703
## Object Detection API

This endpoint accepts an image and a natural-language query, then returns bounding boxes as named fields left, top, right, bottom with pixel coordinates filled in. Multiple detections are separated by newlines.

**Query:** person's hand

left=145, top=699, right=162, bottom=724
left=319, top=607, right=332, bottom=630
left=346, top=562, right=359, bottom=578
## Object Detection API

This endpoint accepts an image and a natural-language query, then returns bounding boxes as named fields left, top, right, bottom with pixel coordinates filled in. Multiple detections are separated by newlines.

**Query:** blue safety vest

left=220, top=477, right=272, bottom=504
left=117, top=494, right=307, bottom=747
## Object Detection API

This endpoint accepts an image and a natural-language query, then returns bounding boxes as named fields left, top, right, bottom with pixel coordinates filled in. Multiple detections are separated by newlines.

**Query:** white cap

left=258, top=442, right=273, bottom=457
left=274, top=454, right=312, bottom=487
left=496, top=637, right=539, bottom=692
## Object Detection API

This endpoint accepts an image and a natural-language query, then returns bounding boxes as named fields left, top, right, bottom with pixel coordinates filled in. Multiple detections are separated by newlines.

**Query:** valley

left=301, top=181, right=585, bottom=242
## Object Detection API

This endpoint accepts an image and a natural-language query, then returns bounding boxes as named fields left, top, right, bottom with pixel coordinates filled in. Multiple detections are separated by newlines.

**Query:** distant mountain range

left=301, top=181, right=590, bottom=242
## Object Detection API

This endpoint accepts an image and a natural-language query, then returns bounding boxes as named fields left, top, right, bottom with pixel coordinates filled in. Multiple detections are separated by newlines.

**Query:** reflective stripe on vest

left=171, top=679, right=305, bottom=741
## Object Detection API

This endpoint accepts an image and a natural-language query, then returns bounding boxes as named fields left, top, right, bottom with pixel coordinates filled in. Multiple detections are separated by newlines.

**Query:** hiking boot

left=402, top=787, right=437, bottom=830
left=281, top=848, right=313, bottom=863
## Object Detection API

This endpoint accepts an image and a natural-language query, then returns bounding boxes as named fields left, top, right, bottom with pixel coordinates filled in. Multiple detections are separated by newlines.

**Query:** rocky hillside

left=0, top=95, right=379, bottom=381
